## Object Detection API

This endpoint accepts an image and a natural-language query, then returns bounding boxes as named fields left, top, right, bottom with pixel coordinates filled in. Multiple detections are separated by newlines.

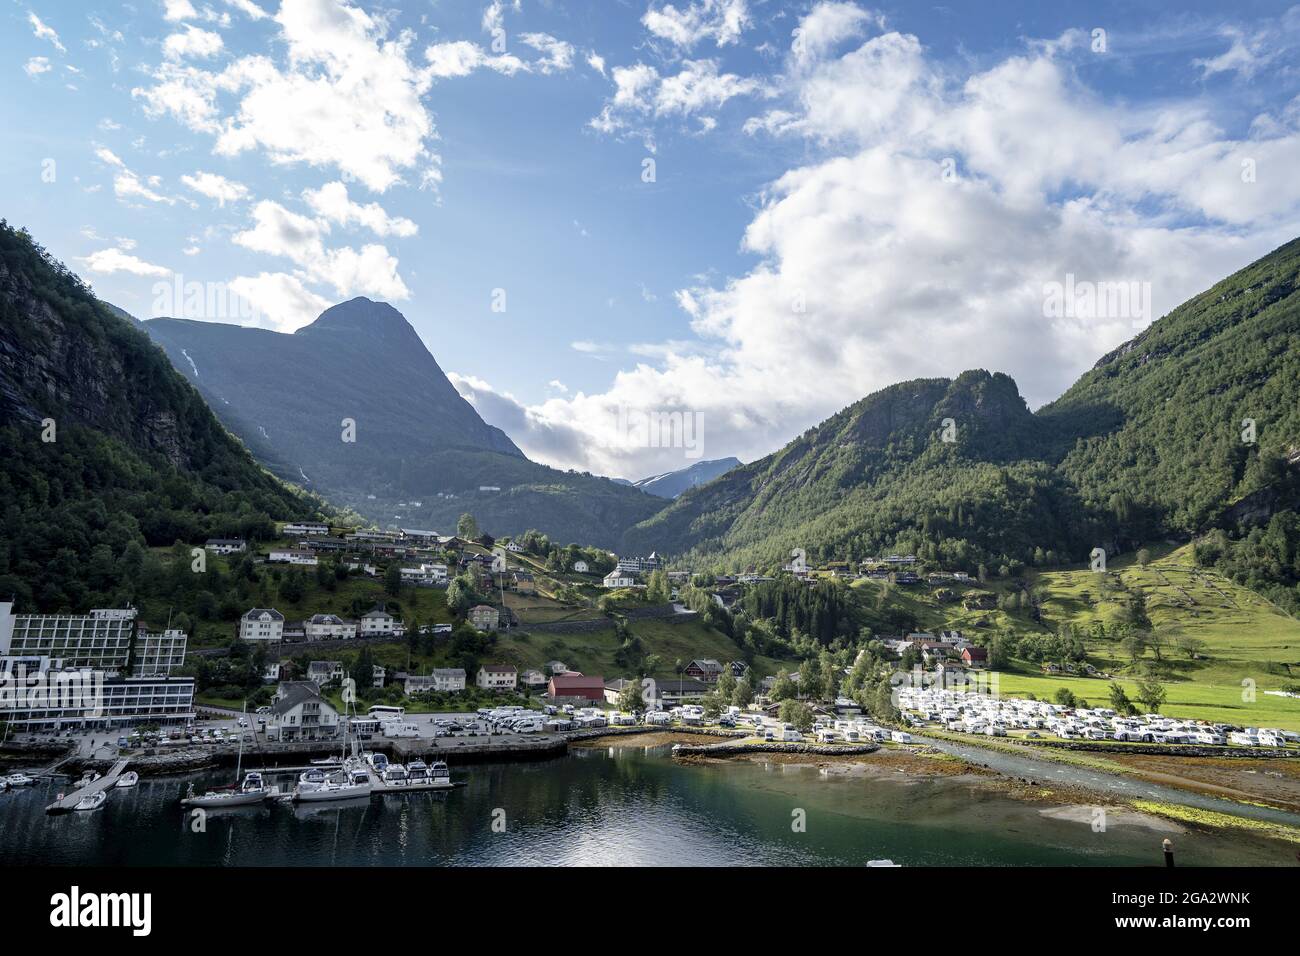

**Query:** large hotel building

left=0, top=603, right=195, bottom=730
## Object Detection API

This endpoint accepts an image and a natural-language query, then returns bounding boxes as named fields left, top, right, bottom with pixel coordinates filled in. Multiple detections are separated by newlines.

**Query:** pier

left=44, top=758, right=131, bottom=814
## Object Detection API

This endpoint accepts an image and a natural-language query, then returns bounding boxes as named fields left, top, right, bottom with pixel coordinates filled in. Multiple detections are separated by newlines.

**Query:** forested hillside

left=623, top=239, right=1300, bottom=613
left=0, top=221, right=325, bottom=611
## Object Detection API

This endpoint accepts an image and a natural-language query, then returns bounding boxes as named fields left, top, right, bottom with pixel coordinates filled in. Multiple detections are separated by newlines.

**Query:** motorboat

left=75, top=771, right=102, bottom=789
left=5, top=773, right=36, bottom=787
left=381, top=763, right=408, bottom=787
left=367, top=752, right=389, bottom=774
left=292, top=766, right=372, bottom=802
left=298, top=768, right=329, bottom=788
left=114, top=771, right=139, bottom=789
left=406, top=760, right=430, bottom=785
left=427, top=760, right=453, bottom=789
left=74, top=790, right=106, bottom=811
left=181, top=771, right=270, bottom=809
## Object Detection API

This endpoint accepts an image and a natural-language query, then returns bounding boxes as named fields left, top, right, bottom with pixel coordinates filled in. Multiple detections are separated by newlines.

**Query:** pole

left=1162, top=838, right=1175, bottom=868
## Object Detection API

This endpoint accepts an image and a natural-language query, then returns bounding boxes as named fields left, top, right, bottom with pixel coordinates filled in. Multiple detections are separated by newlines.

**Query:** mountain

left=625, top=457, right=742, bottom=498
left=0, top=220, right=322, bottom=611
left=622, top=238, right=1300, bottom=595
left=144, top=298, right=662, bottom=546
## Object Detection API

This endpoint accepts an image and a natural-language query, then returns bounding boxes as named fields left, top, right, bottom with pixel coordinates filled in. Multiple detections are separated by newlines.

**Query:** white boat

left=76, top=771, right=102, bottom=789
left=180, top=702, right=271, bottom=809
left=381, top=763, right=409, bottom=787
left=427, top=760, right=453, bottom=790
left=367, top=752, right=389, bottom=774
left=114, top=771, right=139, bottom=789
left=181, top=771, right=270, bottom=809
left=293, top=766, right=372, bottom=802
left=74, top=790, right=106, bottom=811
left=406, top=760, right=430, bottom=785
left=5, top=773, right=36, bottom=787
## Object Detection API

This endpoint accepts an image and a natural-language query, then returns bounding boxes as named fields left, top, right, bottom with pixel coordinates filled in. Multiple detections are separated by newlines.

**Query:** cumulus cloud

left=135, top=0, right=440, bottom=192
left=163, top=25, right=225, bottom=60
left=488, top=2, right=1300, bottom=478
left=233, top=199, right=410, bottom=301
left=81, top=247, right=171, bottom=277
left=24, top=57, right=51, bottom=77
left=301, top=181, right=418, bottom=237
left=228, top=272, right=331, bottom=331
left=642, top=0, right=751, bottom=50
left=424, top=40, right=526, bottom=78
left=591, top=59, right=766, bottom=135
left=180, top=170, right=249, bottom=205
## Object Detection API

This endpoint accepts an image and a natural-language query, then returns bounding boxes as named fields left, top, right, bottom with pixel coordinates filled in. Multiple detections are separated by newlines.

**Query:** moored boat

left=5, top=773, right=36, bottom=787
left=181, top=771, right=270, bottom=809
left=293, top=766, right=372, bottom=802
left=114, top=771, right=139, bottom=789
left=74, top=790, right=106, bottom=811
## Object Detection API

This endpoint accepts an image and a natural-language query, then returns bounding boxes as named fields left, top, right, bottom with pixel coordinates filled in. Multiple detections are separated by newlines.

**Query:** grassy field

left=848, top=545, right=1300, bottom=730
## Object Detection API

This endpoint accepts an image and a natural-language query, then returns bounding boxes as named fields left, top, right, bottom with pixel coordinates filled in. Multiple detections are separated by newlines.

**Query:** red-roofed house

left=961, top=646, right=988, bottom=667
left=548, top=674, right=606, bottom=703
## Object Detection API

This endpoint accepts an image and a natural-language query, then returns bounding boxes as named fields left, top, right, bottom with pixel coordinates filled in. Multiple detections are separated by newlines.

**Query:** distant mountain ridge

left=619, top=457, right=742, bottom=498
left=622, top=238, right=1300, bottom=580
left=144, top=298, right=661, bottom=546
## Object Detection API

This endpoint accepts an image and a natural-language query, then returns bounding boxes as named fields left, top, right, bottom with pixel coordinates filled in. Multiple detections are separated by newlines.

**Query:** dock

left=45, top=758, right=130, bottom=814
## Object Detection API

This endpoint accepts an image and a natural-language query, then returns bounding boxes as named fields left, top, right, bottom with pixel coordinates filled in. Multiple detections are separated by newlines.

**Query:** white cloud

left=302, top=181, right=418, bottom=237
left=587, top=51, right=607, bottom=76
left=164, top=26, right=225, bottom=61
left=28, top=13, right=66, bottom=53
left=495, top=3, right=1300, bottom=477
left=181, top=170, right=249, bottom=205
left=519, top=33, right=574, bottom=74
left=227, top=272, right=331, bottom=331
left=81, top=247, right=171, bottom=277
left=24, top=57, right=51, bottom=77
left=223, top=0, right=269, bottom=19
left=135, top=0, right=441, bottom=193
left=163, top=0, right=199, bottom=21
left=233, top=199, right=410, bottom=301
left=591, top=59, right=766, bottom=135
left=424, top=40, right=526, bottom=78
left=642, top=0, right=751, bottom=50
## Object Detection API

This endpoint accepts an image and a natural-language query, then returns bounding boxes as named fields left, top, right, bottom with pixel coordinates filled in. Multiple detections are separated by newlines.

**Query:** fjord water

left=0, top=747, right=1290, bottom=866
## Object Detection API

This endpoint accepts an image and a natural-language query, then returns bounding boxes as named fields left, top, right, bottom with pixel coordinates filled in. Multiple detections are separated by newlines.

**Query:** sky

left=4, top=0, right=1300, bottom=482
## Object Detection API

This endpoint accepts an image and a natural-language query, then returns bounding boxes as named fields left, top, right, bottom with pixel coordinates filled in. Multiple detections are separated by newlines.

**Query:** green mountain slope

left=0, top=221, right=324, bottom=611
left=623, top=239, right=1300, bottom=596
left=145, top=299, right=662, bottom=547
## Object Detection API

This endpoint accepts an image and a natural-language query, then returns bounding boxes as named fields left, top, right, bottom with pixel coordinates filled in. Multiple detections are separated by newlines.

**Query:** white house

left=239, top=608, right=285, bottom=643
left=306, top=660, right=344, bottom=686
left=476, top=664, right=518, bottom=691
left=506, top=541, right=524, bottom=553
left=283, top=522, right=329, bottom=536
left=573, top=560, right=589, bottom=574
left=400, top=563, right=448, bottom=587
left=406, top=668, right=466, bottom=695
left=603, top=570, right=635, bottom=588
left=268, top=548, right=317, bottom=566
left=265, top=681, right=340, bottom=741
left=358, top=607, right=402, bottom=638
left=304, top=614, right=357, bottom=641
left=204, top=538, right=247, bottom=555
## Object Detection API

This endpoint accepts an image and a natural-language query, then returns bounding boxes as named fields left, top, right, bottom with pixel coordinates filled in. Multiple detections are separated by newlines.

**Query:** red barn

left=548, top=674, right=606, bottom=702
left=961, top=646, right=988, bottom=667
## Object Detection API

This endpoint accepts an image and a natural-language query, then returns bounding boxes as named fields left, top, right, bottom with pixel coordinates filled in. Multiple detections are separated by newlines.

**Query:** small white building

left=204, top=538, right=247, bottom=555
left=268, top=548, right=317, bottom=566
left=304, top=614, right=356, bottom=641
left=306, top=661, right=344, bottom=685
left=476, top=664, right=518, bottom=691
left=283, top=522, right=329, bottom=536
left=358, top=607, right=402, bottom=638
left=406, top=668, right=466, bottom=695
left=400, top=563, right=448, bottom=586
left=603, top=570, right=635, bottom=588
left=239, top=607, right=285, bottom=643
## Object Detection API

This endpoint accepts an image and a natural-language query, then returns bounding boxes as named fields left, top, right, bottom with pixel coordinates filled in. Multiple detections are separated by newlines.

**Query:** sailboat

left=291, top=698, right=374, bottom=802
left=181, top=702, right=270, bottom=809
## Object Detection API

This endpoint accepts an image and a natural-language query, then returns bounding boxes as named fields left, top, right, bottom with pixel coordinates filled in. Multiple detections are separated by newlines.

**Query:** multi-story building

left=476, top=664, right=517, bottom=691
left=468, top=605, right=499, bottom=631
left=0, top=604, right=195, bottom=729
left=282, top=522, right=330, bottom=536
left=239, top=608, right=285, bottom=643
left=1, top=603, right=136, bottom=673
left=268, top=548, right=318, bottom=566
left=406, top=669, right=466, bottom=694
left=204, top=538, right=247, bottom=554
left=131, top=626, right=188, bottom=677
left=358, top=607, right=402, bottom=637
left=264, top=681, right=340, bottom=741
left=614, top=552, right=662, bottom=576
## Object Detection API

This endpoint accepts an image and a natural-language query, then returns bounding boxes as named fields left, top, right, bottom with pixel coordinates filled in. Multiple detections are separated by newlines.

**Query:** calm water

left=1, top=746, right=1293, bottom=866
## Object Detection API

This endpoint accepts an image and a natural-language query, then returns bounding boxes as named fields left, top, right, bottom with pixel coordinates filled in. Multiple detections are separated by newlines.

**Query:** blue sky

left=4, top=0, right=1300, bottom=481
